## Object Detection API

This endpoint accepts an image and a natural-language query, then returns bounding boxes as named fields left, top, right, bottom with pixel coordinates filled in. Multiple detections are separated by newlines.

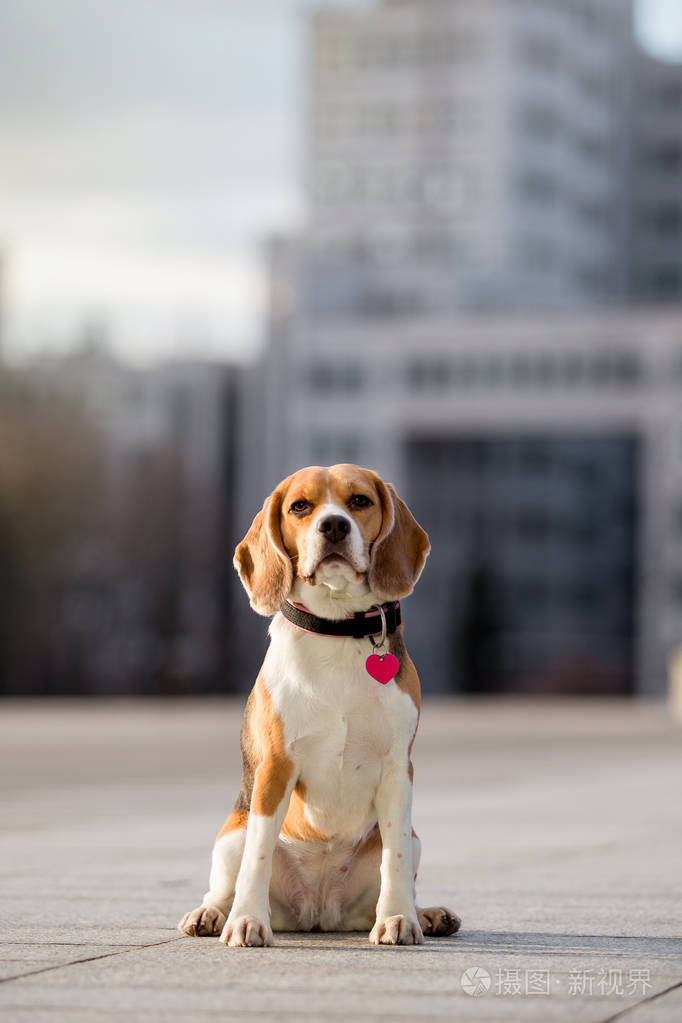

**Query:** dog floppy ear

left=368, top=479, right=430, bottom=601
left=234, top=482, right=293, bottom=616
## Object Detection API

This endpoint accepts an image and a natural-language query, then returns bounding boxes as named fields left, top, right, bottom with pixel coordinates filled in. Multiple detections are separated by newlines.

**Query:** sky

left=0, top=0, right=681, bottom=367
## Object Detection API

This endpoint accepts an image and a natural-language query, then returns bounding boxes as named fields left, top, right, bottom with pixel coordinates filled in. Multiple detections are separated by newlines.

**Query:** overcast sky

left=0, top=0, right=680, bottom=367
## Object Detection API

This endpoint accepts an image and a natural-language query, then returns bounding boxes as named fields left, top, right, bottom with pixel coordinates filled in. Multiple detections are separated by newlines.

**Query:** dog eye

left=289, top=499, right=312, bottom=515
left=349, top=494, right=372, bottom=509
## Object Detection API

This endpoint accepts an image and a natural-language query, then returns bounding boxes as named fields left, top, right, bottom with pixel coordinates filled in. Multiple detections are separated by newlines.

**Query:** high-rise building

left=630, top=46, right=682, bottom=300
left=256, top=0, right=682, bottom=698
left=305, top=0, right=633, bottom=314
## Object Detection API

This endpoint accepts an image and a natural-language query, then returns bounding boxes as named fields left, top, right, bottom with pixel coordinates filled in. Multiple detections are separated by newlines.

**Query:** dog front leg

left=369, top=757, right=424, bottom=946
left=220, top=755, right=295, bottom=948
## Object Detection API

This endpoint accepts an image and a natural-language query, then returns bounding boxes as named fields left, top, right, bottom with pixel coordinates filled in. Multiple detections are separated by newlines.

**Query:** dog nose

left=318, top=515, right=351, bottom=545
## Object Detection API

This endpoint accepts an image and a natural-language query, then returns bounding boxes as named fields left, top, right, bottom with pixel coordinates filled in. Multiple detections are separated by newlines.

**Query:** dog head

left=234, top=464, right=430, bottom=616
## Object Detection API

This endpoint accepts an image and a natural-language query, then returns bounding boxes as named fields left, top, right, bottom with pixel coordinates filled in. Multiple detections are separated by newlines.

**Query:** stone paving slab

left=1, top=698, right=681, bottom=1021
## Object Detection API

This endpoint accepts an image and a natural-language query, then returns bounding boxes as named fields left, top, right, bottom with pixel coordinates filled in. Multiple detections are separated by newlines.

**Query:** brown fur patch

left=367, top=477, right=430, bottom=601
left=216, top=809, right=249, bottom=841
left=281, top=780, right=330, bottom=842
left=234, top=483, right=293, bottom=616
left=390, top=628, right=421, bottom=715
left=250, top=674, right=295, bottom=817
left=231, top=689, right=257, bottom=815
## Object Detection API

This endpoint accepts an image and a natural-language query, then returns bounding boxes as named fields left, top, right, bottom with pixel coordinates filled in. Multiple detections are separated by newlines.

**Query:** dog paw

left=178, top=905, right=226, bottom=937
left=220, top=914, right=273, bottom=947
left=178, top=908, right=226, bottom=937
left=369, top=914, right=424, bottom=946
left=418, top=906, right=461, bottom=937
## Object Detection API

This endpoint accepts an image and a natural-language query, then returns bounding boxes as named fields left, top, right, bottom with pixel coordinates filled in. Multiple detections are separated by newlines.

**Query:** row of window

left=304, top=352, right=643, bottom=395
left=312, top=99, right=615, bottom=158
left=634, top=267, right=682, bottom=298
left=309, top=231, right=476, bottom=266
left=314, top=5, right=619, bottom=74
left=642, top=143, right=682, bottom=173
left=521, top=113, right=615, bottom=163
left=521, top=43, right=617, bottom=102
left=312, top=165, right=481, bottom=207
left=315, top=31, right=485, bottom=71
left=638, top=204, right=682, bottom=237
left=406, top=352, right=642, bottom=391
left=519, top=0, right=624, bottom=33
left=415, top=440, right=634, bottom=482
left=313, top=99, right=479, bottom=140
left=517, top=172, right=616, bottom=221
left=464, top=579, right=621, bottom=613
left=312, top=164, right=618, bottom=226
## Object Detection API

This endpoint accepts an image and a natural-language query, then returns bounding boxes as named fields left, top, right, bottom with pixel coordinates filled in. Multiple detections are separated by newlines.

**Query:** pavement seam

left=0, top=936, right=183, bottom=986
left=598, top=979, right=682, bottom=1023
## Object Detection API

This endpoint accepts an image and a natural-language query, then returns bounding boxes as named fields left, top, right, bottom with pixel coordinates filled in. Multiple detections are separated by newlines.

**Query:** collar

left=280, top=600, right=401, bottom=639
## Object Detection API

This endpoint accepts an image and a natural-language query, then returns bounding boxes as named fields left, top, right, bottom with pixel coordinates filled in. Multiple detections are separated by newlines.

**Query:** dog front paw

left=178, top=905, right=226, bottom=937
left=220, top=914, right=273, bottom=947
left=418, top=905, right=461, bottom=937
left=369, top=914, right=424, bottom=946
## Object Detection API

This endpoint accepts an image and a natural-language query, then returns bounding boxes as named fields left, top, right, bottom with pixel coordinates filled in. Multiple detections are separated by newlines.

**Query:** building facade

left=305, top=0, right=633, bottom=314
left=255, top=0, right=682, bottom=697
left=264, top=308, right=682, bottom=696
left=630, top=46, right=682, bottom=300
left=8, top=342, right=246, bottom=696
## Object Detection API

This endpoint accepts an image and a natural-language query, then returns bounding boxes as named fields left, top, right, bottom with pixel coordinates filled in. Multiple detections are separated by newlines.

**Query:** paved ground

left=1, top=697, right=681, bottom=1022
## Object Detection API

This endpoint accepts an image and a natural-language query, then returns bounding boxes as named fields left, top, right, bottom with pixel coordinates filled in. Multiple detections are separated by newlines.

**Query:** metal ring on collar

left=368, top=604, right=388, bottom=651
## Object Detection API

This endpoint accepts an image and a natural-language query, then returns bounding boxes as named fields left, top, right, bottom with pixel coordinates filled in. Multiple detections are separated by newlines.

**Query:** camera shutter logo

left=461, top=966, right=491, bottom=997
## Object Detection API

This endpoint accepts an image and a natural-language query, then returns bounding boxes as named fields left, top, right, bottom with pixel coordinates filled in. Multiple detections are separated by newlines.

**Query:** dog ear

left=368, top=479, right=430, bottom=601
left=234, top=482, right=293, bottom=616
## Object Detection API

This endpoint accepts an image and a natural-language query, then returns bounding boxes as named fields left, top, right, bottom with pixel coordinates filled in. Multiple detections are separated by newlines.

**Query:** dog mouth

left=319, top=553, right=351, bottom=567
left=302, top=552, right=366, bottom=587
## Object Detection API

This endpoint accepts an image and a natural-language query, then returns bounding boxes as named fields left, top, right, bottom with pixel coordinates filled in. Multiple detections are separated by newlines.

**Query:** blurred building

left=254, top=0, right=682, bottom=697
left=2, top=337, right=248, bottom=696
left=0, top=249, right=6, bottom=358
left=264, top=307, right=682, bottom=696
left=304, top=0, right=632, bottom=315
left=630, top=46, right=682, bottom=300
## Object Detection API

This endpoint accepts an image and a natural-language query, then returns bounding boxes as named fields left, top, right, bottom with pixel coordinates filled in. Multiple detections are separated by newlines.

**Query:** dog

left=179, top=463, right=460, bottom=946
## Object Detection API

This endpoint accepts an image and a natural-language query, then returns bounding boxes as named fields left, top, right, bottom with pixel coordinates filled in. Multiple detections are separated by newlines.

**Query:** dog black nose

left=318, top=515, right=351, bottom=545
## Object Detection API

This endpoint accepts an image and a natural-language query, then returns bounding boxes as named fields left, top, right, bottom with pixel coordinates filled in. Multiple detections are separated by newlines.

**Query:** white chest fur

left=263, top=614, right=418, bottom=844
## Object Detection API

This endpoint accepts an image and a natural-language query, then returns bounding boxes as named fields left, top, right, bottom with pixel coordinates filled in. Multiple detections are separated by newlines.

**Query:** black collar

left=280, top=600, right=401, bottom=639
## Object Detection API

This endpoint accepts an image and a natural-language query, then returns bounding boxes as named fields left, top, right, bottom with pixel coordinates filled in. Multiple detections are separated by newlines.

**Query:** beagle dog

left=179, top=464, right=460, bottom=946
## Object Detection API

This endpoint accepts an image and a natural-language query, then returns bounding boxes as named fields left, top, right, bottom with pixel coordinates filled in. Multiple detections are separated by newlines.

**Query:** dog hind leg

left=179, top=827, right=246, bottom=936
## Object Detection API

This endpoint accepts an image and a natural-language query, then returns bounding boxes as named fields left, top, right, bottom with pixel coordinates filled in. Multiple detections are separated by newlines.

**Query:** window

left=521, top=36, right=559, bottom=71
left=649, top=267, right=682, bottom=297
left=518, top=170, right=557, bottom=203
left=657, top=83, right=682, bottom=109
left=614, top=354, right=642, bottom=385
left=316, top=32, right=347, bottom=71
left=310, top=433, right=362, bottom=465
left=523, top=104, right=560, bottom=140
left=577, top=72, right=609, bottom=103
left=576, top=135, right=608, bottom=163
left=653, top=143, right=682, bottom=172
left=406, top=359, right=450, bottom=392
left=649, top=204, right=682, bottom=237
left=307, top=362, right=364, bottom=393
left=521, top=237, right=557, bottom=271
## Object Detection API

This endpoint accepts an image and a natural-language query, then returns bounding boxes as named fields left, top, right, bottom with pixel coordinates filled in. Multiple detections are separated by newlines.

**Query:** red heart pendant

left=365, top=653, right=399, bottom=684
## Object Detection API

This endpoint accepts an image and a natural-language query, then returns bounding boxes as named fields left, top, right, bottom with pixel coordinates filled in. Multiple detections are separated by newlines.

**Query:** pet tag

left=365, top=653, right=399, bottom=684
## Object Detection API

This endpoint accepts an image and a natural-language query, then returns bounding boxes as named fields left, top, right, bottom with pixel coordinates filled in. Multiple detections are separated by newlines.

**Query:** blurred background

left=1, top=0, right=682, bottom=699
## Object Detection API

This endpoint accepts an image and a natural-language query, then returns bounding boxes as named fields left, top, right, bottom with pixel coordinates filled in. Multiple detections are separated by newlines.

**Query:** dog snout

left=318, top=515, right=351, bottom=545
